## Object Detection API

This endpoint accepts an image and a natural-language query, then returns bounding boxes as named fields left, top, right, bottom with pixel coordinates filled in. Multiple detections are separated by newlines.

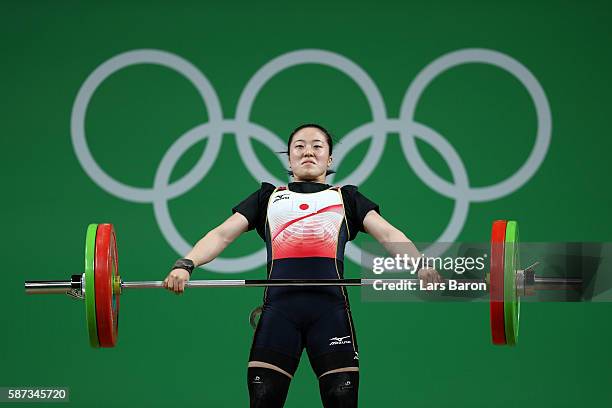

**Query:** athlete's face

left=288, top=127, right=332, bottom=183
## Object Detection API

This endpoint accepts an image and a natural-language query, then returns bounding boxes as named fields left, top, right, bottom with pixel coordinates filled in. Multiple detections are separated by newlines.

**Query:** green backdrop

left=2, top=0, right=611, bottom=406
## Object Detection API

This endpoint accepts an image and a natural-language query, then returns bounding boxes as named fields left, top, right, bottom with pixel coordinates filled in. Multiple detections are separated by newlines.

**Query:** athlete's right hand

left=162, top=268, right=190, bottom=295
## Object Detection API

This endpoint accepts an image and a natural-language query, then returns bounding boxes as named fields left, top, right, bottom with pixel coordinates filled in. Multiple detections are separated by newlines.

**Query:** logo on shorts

left=354, top=352, right=359, bottom=360
left=252, top=376, right=263, bottom=384
left=329, top=335, right=352, bottom=346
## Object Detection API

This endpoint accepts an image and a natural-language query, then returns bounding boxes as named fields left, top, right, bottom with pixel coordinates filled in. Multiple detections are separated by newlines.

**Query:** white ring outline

left=399, top=48, right=551, bottom=202
left=153, top=120, right=287, bottom=272
left=235, top=49, right=388, bottom=188
left=71, top=49, right=224, bottom=203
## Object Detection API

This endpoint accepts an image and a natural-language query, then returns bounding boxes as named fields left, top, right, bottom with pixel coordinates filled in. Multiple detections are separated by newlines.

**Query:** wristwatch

left=171, top=258, right=195, bottom=276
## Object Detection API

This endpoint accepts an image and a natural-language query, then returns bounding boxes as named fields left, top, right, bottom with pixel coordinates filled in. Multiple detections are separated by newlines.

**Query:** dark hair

left=283, top=123, right=336, bottom=176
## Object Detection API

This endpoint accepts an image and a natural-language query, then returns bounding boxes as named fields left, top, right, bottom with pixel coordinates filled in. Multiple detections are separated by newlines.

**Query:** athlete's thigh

left=250, top=304, right=303, bottom=377
left=305, top=304, right=359, bottom=378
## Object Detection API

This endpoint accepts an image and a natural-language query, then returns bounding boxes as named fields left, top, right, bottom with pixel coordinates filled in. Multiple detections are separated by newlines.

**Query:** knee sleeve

left=319, top=371, right=359, bottom=408
left=247, top=367, right=291, bottom=408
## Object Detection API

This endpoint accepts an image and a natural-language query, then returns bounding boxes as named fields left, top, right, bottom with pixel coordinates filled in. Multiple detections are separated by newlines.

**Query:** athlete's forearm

left=363, top=211, right=422, bottom=262
left=380, top=229, right=422, bottom=263
left=179, top=213, right=249, bottom=269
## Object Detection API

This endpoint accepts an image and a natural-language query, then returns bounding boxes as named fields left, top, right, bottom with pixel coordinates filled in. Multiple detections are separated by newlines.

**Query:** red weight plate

left=95, top=224, right=119, bottom=347
left=490, top=220, right=507, bottom=345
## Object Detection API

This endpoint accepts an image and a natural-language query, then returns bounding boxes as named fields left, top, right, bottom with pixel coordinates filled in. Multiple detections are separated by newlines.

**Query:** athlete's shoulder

left=261, top=182, right=295, bottom=193
left=339, top=184, right=358, bottom=192
left=260, top=182, right=286, bottom=194
left=339, top=184, right=360, bottom=198
left=339, top=185, right=380, bottom=212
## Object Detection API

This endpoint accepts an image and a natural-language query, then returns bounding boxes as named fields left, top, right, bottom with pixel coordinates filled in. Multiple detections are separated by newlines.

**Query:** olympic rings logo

left=70, top=48, right=551, bottom=273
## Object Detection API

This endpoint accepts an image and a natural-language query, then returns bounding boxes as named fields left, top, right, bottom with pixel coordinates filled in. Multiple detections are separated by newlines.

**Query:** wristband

left=171, top=258, right=195, bottom=276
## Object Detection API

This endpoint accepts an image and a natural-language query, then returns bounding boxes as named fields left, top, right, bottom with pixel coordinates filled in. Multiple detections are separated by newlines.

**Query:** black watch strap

left=171, top=258, right=195, bottom=276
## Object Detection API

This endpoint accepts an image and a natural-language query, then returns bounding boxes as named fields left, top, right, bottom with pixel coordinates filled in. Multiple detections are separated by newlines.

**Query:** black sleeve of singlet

left=231, top=182, right=276, bottom=240
left=340, top=185, right=381, bottom=241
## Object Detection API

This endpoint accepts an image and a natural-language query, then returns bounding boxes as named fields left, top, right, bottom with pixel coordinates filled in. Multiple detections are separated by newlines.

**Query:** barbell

left=24, top=220, right=582, bottom=348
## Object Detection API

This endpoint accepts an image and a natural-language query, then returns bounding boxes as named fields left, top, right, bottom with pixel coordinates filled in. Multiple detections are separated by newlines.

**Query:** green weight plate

left=85, top=224, right=99, bottom=348
left=504, top=220, right=520, bottom=346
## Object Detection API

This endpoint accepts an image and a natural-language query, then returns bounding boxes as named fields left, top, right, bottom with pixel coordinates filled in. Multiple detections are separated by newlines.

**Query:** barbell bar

left=24, top=221, right=583, bottom=348
left=24, top=276, right=579, bottom=293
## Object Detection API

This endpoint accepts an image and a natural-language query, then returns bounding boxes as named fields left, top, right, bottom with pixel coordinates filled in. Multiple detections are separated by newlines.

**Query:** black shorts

left=249, top=294, right=359, bottom=377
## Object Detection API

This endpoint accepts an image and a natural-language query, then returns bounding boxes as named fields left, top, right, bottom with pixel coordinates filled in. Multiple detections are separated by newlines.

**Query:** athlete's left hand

left=418, top=268, right=443, bottom=285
